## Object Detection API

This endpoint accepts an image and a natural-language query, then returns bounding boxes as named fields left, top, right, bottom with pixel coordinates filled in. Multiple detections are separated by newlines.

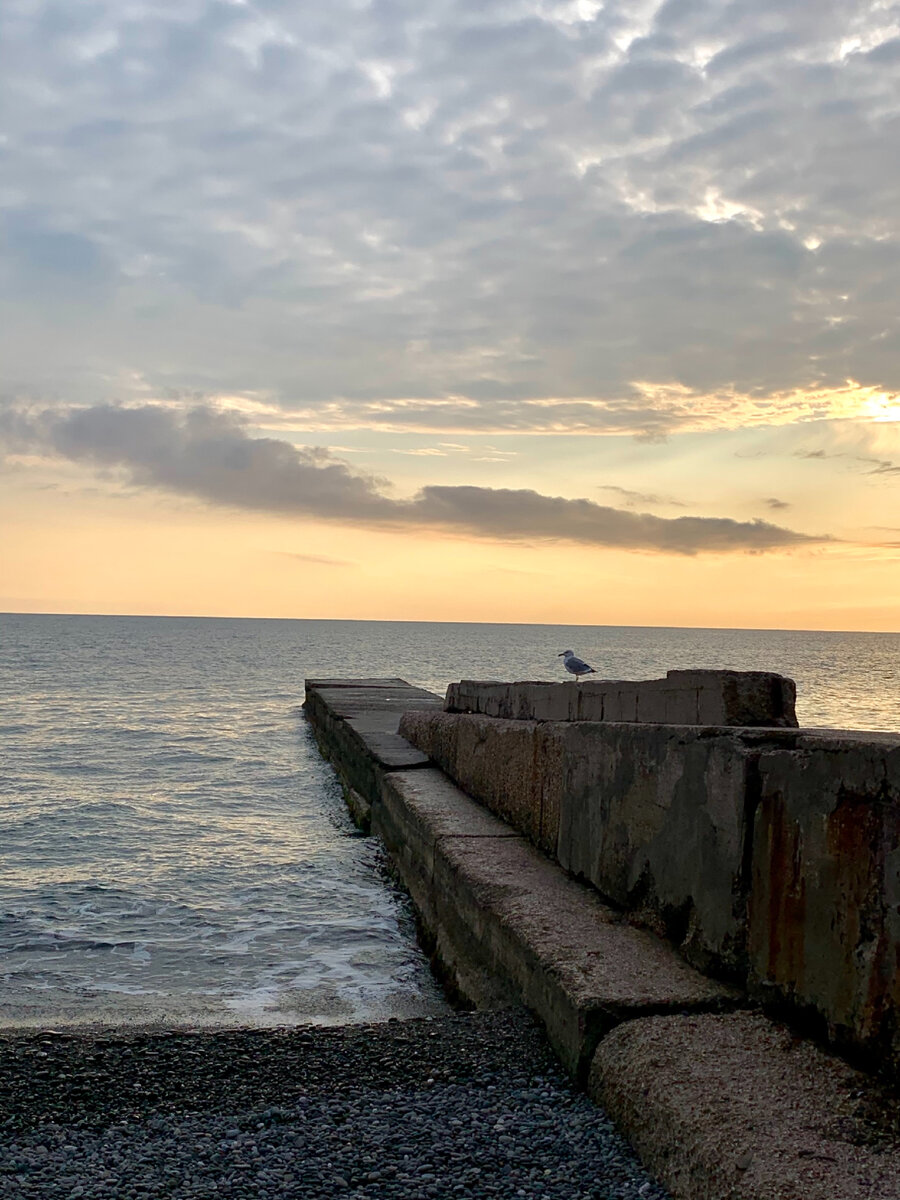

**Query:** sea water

left=1, top=614, right=897, bottom=1029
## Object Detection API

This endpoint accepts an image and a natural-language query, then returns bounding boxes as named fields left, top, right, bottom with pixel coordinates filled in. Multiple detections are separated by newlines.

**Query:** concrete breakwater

left=304, top=673, right=900, bottom=1200
left=405, top=673, right=899, bottom=1080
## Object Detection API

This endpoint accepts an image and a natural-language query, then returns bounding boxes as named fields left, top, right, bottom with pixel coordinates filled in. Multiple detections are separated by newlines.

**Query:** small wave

left=148, top=750, right=235, bottom=765
left=6, top=937, right=137, bottom=954
left=0, top=804, right=140, bottom=843
left=74, top=799, right=140, bottom=816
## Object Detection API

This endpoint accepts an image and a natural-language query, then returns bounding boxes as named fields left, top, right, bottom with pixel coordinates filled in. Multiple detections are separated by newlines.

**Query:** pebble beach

left=0, top=1009, right=670, bottom=1200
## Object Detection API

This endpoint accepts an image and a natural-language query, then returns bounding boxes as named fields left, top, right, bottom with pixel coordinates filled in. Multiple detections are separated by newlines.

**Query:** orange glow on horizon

left=2, top=494, right=898, bottom=632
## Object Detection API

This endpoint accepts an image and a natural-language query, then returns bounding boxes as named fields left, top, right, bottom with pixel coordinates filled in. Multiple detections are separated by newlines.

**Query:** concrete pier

left=304, top=675, right=900, bottom=1200
left=401, top=705, right=900, bottom=1078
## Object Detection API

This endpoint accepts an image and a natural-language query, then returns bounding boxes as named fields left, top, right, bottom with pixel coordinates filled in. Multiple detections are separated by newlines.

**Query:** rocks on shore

left=0, top=1010, right=670, bottom=1200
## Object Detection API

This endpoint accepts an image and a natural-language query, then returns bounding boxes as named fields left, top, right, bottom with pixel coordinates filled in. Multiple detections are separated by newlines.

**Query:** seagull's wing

left=567, top=655, right=591, bottom=673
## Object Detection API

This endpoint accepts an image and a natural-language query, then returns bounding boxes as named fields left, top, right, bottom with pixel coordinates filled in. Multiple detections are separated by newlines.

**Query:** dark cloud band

left=2, top=403, right=822, bottom=555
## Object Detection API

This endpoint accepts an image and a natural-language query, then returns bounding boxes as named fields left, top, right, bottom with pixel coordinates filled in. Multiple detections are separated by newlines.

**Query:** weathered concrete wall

left=401, top=710, right=790, bottom=976
left=392, top=711, right=562, bottom=854
left=556, top=722, right=761, bottom=977
left=749, top=732, right=900, bottom=1075
left=400, top=706, right=900, bottom=1078
left=445, top=669, right=798, bottom=728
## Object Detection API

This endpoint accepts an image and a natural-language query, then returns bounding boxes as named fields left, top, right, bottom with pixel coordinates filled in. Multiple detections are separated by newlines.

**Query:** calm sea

left=1, top=614, right=897, bottom=1031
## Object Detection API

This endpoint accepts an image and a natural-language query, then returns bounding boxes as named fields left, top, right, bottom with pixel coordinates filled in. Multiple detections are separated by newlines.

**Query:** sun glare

left=861, top=391, right=900, bottom=423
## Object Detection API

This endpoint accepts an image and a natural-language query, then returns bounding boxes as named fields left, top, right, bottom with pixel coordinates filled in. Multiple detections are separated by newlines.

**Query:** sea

left=1, top=614, right=897, bottom=1032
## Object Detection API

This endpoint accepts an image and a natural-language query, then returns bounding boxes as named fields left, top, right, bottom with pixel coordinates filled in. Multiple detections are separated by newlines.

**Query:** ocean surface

left=1, top=614, right=897, bottom=1031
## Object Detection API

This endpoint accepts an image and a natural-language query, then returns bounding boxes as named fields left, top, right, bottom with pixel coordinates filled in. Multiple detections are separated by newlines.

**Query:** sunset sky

left=1, top=0, right=899, bottom=629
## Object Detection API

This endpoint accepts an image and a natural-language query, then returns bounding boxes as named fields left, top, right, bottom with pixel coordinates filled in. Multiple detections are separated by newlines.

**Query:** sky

left=1, top=0, right=899, bottom=629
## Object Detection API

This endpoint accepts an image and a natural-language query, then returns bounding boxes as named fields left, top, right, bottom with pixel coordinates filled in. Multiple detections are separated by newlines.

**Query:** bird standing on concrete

left=559, top=650, right=596, bottom=681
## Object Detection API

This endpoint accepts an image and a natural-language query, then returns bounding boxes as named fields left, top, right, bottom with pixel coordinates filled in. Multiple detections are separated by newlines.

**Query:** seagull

left=559, top=650, right=596, bottom=681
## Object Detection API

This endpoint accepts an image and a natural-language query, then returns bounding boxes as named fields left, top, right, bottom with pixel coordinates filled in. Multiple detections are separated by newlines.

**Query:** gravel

left=0, top=1009, right=670, bottom=1199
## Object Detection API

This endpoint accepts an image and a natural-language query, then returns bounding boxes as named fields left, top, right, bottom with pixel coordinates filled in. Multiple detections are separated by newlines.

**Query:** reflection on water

left=0, top=614, right=897, bottom=1029
left=1, top=615, right=455, bottom=1028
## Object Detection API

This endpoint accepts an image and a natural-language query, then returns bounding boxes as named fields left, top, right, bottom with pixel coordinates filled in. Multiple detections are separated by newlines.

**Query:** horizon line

left=2, top=610, right=898, bottom=636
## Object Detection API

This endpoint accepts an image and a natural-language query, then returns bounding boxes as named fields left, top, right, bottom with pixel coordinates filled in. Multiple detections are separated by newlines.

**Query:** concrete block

left=444, top=680, right=511, bottom=716
left=575, top=680, right=606, bottom=721
left=511, top=681, right=577, bottom=721
left=664, top=686, right=700, bottom=725
left=619, top=685, right=640, bottom=722
left=635, top=680, right=667, bottom=723
left=375, top=770, right=528, bottom=1009
left=549, top=686, right=585, bottom=720
left=591, top=1011, right=900, bottom=1200
left=431, top=831, right=738, bottom=1076
left=696, top=683, right=727, bottom=727
left=374, top=767, right=519, bottom=942
left=485, top=684, right=514, bottom=718
left=463, top=715, right=545, bottom=846
left=668, top=669, right=798, bottom=727
left=399, top=709, right=458, bottom=765
left=637, top=681, right=702, bottom=725
left=448, top=680, right=578, bottom=721
left=443, top=680, right=470, bottom=712
left=748, top=731, right=900, bottom=1078
left=305, top=677, right=412, bottom=689
left=557, top=723, right=755, bottom=974
left=304, top=680, right=440, bottom=798
left=604, top=685, right=640, bottom=723
left=401, top=711, right=548, bottom=849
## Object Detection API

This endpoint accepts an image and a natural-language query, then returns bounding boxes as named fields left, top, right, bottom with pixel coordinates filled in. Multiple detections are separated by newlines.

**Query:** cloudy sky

left=2, top=0, right=899, bottom=627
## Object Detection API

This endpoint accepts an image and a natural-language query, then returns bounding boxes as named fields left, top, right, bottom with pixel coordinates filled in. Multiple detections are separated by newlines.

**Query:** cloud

left=193, top=380, right=900, bottom=441
left=764, top=497, right=790, bottom=510
left=276, top=552, right=354, bottom=568
left=598, top=484, right=687, bottom=508
left=793, top=447, right=900, bottom=475
left=867, top=459, right=900, bottom=476
left=0, top=0, right=898, bottom=425
left=406, top=484, right=815, bottom=554
left=1, top=402, right=824, bottom=555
